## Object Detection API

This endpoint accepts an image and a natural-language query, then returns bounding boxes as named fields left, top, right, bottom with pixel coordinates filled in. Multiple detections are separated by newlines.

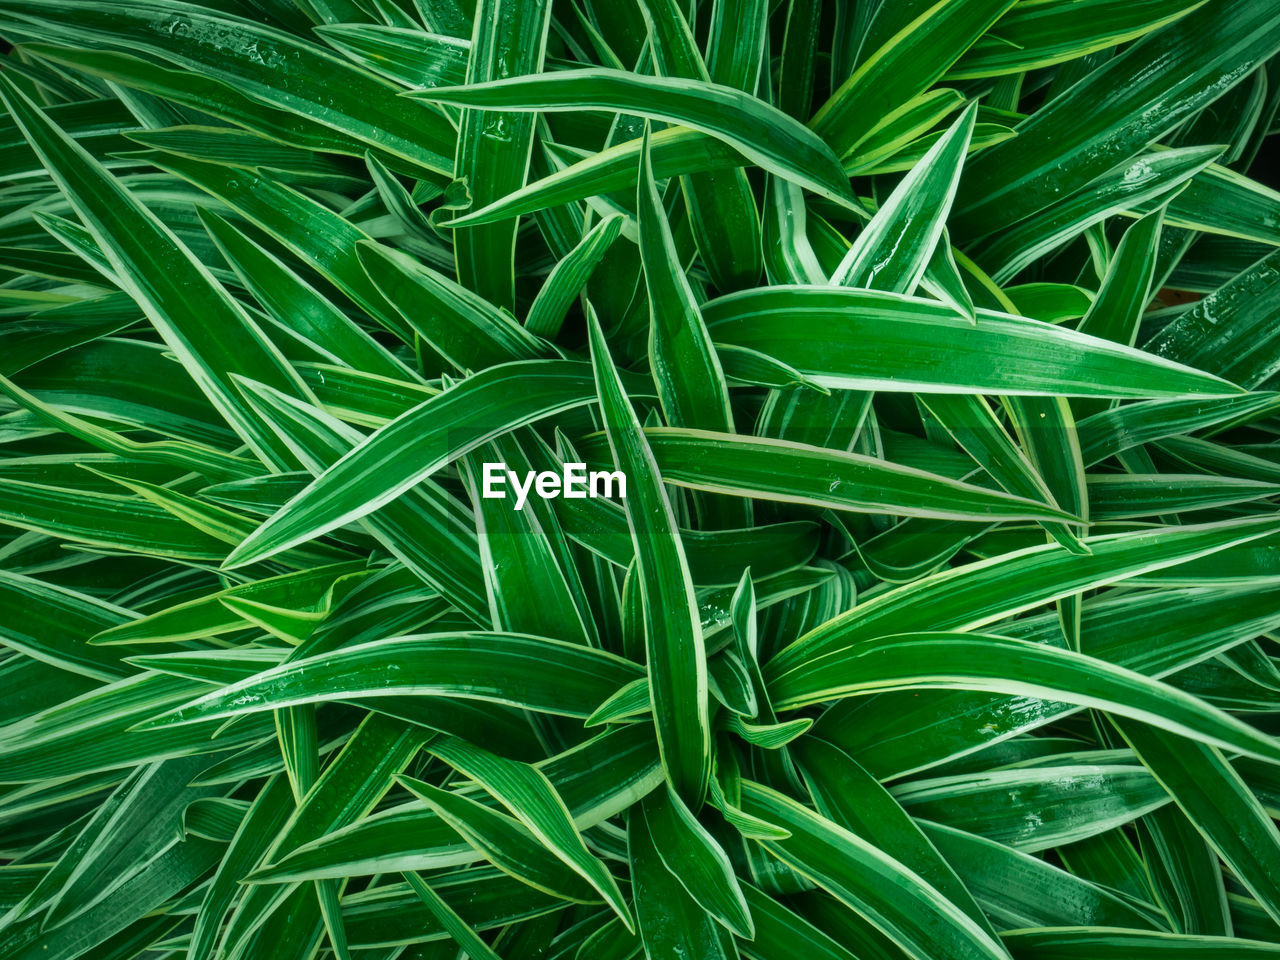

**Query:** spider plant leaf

left=703, top=286, right=1242, bottom=398
left=410, top=69, right=855, bottom=207
left=0, top=71, right=309, bottom=469
left=953, top=0, right=1280, bottom=236
left=0, top=0, right=458, bottom=177
left=587, top=308, right=711, bottom=804
left=769, top=630, right=1280, bottom=766
left=139, top=633, right=643, bottom=726
left=831, top=102, right=976, bottom=294
left=738, top=780, right=1012, bottom=960
left=1117, top=720, right=1280, bottom=926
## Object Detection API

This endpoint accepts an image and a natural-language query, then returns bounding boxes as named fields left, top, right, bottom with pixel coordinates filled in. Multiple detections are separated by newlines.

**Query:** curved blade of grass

left=249, top=725, right=660, bottom=883
left=1138, top=803, right=1230, bottom=935
left=1003, top=394, right=1091, bottom=648
left=18, top=43, right=370, bottom=163
left=0, top=72, right=309, bottom=469
left=0, top=571, right=133, bottom=681
left=410, top=69, right=854, bottom=206
left=769, top=514, right=1280, bottom=676
left=0, top=672, right=274, bottom=783
left=188, top=775, right=294, bottom=960
left=918, top=394, right=1083, bottom=550
left=138, top=633, right=642, bottom=727
left=1088, top=473, right=1280, bottom=520
left=769, top=630, right=1280, bottom=766
left=90, top=563, right=366, bottom=646
left=402, top=871, right=502, bottom=960
left=1146, top=248, right=1280, bottom=389
left=831, top=103, right=976, bottom=294
left=428, top=736, right=632, bottom=930
left=0, top=478, right=232, bottom=561
left=586, top=308, right=711, bottom=803
left=1078, top=393, right=1280, bottom=467
left=222, top=361, right=633, bottom=569
left=1117, top=719, right=1280, bottom=926
left=137, top=151, right=414, bottom=342
left=738, top=780, right=1011, bottom=960
left=820, top=584, right=1280, bottom=779
left=703, top=286, right=1241, bottom=398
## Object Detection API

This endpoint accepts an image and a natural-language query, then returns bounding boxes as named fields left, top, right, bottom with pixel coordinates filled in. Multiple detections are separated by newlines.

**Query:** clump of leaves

left=3, top=0, right=1280, bottom=958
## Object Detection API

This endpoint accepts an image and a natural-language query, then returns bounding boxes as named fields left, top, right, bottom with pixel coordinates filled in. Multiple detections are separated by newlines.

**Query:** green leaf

left=0, top=0, right=457, bottom=177
left=402, top=871, right=503, bottom=960
left=411, top=69, right=855, bottom=207
left=586, top=307, right=711, bottom=803
left=1146, top=248, right=1280, bottom=389
left=895, top=762, right=1168, bottom=851
left=137, top=633, right=642, bottom=726
left=1000, top=928, right=1280, bottom=959
left=314, top=24, right=469, bottom=88
left=90, top=563, right=366, bottom=646
left=947, top=0, right=1208, bottom=79
left=354, top=241, right=547, bottom=372
left=452, top=0, right=552, bottom=310
left=769, top=515, right=1280, bottom=677
left=427, top=736, right=633, bottom=930
left=769, top=630, right=1280, bottom=765
left=0, top=71, right=310, bottom=468
left=619, top=426, right=1079, bottom=522
left=223, top=361, right=639, bottom=568
left=442, top=127, right=744, bottom=229
left=1117, top=719, right=1280, bottom=926
left=629, top=800, right=739, bottom=960
left=703, top=286, right=1241, bottom=398
left=395, top=775, right=599, bottom=903
left=923, top=821, right=1160, bottom=930
left=953, top=0, right=1280, bottom=236
left=526, top=214, right=623, bottom=339
left=810, top=0, right=1016, bottom=158
left=738, top=780, right=1011, bottom=960
left=635, top=125, right=744, bottom=529
left=831, top=102, right=976, bottom=294
left=642, top=787, right=753, bottom=937
left=980, top=147, right=1219, bottom=283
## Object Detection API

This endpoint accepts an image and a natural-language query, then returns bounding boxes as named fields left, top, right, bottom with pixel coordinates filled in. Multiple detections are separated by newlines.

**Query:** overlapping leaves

left=2, top=2, right=1280, bottom=959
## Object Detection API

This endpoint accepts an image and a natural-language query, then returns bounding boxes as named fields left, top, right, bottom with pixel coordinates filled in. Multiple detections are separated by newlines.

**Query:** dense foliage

left=3, top=0, right=1280, bottom=958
